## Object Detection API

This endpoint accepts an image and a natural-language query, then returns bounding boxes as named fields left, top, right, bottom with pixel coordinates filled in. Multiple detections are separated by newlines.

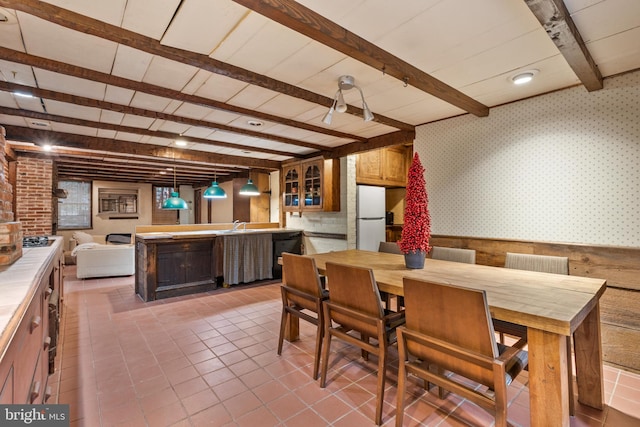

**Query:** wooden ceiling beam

left=0, top=81, right=329, bottom=152
left=3, top=126, right=282, bottom=170
left=0, top=46, right=367, bottom=143
left=0, top=106, right=302, bottom=159
left=2, top=0, right=413, bottom=131
left=525, top=0, right=603, bottom=91
left=233, top=0, right=489, bottom=117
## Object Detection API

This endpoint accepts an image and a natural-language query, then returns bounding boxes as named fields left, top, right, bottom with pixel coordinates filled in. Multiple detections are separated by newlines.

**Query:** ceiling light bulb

left=175, top=139, right=187, bottom=147
left=512, top=71, right=537, bottom=85
left=335, top=90, right=347, bottom=113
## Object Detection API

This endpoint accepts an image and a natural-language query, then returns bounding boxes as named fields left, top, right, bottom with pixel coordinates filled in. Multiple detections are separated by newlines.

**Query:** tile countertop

left=0, top=236, right=63, bottom=355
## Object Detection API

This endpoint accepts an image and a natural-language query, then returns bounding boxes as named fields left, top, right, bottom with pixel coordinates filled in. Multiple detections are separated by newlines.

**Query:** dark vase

left=404, top=250, right=426, bottom=269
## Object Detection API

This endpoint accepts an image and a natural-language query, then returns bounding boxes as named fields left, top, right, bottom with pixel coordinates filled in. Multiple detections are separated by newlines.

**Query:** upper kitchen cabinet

left=282, top=157, right=340, bottom=213
left=356, top=145, right=412, bottom=187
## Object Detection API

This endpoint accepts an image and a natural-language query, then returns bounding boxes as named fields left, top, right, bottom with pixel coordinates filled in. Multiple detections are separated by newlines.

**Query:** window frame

left=57, top=180, right=92, bottom=230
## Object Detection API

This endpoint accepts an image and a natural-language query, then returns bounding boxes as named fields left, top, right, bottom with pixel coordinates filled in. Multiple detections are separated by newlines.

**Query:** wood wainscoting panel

left=430, top=235, right=640, bottom=373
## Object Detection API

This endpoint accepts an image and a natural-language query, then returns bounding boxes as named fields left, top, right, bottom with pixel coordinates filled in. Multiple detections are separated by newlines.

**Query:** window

left=152, top=186, right=180, bottom=225
left=58, top=181, right=92, bottom=229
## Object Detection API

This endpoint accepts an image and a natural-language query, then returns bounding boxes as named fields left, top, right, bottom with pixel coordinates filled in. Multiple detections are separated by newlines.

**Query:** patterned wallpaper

left=415, top=70, right=640, bottom=247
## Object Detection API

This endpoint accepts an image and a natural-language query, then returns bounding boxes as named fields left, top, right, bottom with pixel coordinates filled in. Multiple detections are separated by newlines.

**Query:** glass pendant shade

left=239, top=179, right=260, bottom=196
left=203, top=181, right=227, bottom=199
left=162, top=191, right=189, bottom=209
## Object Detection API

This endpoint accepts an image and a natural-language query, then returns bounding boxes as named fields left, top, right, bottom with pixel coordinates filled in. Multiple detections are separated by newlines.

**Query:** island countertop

left=136, top=228, right=302, bottom=240
left=0, top=236, right=63, bottom=358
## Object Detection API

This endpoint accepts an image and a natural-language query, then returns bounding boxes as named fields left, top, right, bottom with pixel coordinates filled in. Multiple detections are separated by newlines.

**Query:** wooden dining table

left=288, top=249, right=607, bottom=427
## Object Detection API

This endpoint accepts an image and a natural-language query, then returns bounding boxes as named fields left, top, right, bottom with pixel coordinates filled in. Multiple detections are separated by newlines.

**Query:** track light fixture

left=322, top=75, right=374, bottom=125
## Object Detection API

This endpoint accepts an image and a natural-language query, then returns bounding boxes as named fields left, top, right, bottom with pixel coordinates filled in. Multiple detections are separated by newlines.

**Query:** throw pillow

left=72, top=231, right=94, bottom=245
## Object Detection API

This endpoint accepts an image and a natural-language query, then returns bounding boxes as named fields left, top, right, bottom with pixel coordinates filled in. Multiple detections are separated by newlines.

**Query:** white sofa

left=74, top=244, right=135, bottom=279
left=70, top=231, right=135, bottom=279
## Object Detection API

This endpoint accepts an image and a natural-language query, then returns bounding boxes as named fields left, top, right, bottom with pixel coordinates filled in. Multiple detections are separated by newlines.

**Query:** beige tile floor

left=50, top=266, right=640, bottom=426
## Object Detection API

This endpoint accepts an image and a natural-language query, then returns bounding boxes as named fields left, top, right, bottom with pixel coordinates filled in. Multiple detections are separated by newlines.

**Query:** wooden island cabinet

left=135, top=225, right=302, bottom=302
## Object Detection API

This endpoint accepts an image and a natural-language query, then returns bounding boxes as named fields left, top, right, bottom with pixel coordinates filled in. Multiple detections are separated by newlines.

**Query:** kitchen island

left=135, top=225, right=301, bottom=301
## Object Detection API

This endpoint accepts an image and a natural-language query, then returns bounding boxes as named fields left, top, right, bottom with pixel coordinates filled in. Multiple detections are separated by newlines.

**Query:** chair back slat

left=325, top=262, right=384, bottom=335
left=403, top=278, right=498, bottom=385
left=431, top=247, right=476, bottom=264
left=505, top=253, right=569, bottom=275
left=282, top=253, right=324, bottom=311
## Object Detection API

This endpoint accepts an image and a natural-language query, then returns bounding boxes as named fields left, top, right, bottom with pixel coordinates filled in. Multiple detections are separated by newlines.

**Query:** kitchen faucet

left=232, top=220, right=246, bottom=231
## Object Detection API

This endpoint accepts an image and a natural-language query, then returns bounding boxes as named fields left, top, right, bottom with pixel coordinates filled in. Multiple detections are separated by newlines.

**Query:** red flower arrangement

left=398, top=152, right=431, bottom=254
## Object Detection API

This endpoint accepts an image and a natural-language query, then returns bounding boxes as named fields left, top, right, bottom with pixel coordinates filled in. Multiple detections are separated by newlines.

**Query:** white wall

left=415, top=70, right=640, bottom=247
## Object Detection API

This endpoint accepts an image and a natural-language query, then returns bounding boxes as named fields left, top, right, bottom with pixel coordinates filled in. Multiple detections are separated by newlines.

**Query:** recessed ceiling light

left=175, top=140, right=187, bottom=147
left=511, top=70, right=538, bottom=85
left=42, top=144, right=53, bottom=151
left=14, top=92, right=34, bottom=98
left=247, top=120, right=263, bottom=127
left=160, top=171, right=167, bottom=175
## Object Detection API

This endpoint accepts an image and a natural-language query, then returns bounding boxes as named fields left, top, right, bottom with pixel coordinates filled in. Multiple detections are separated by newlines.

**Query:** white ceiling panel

left=50, top=122, right=97, bottom=137
left=128, top=92, right=173, bottom=112
left=194, top=73, right=248, bottom=103
left=182, top=126, right=215, bottom=139
left=227, top=85, right=279, bottom=111
left=43, top=100, right=101, bottom=121
left=112, top=45, right=154, bottom=82
left=172, top=102, right=218, bottom=121
left=41, top=0, right=126, bottom=26
left=163, top=99, right=182, bottom=115
left=266, top=41, right=345, bottom=85
left=34, top=69, right=106, bottom=100
left=156, top=121, right=190, bottom=135
left=0, top=7, right=25, bottom=52
left=0, top=92, right=18, bottom=108
left=99, top=110, right=124, bottom=125
left=0, top=61, right=36, bottom=86
left=569, top=0, right=640, bottom=43
left=256, top=94, right=318, bottom=120
left=96, top=129, right=117, bottom=139
left=120, top=114, right=155, bottom=129
left=0, top=114, right=29, bottom=127
left=122, top=0, right=181, bottom=40
left=115, top=131, right=144, bottom=143
left=142, top=56, right=199, bottom=91
left=161, top=0, right=247, bottom=55
left=210, top=12, right=270, bottom=62
left=104, top=85, right=135, bottom=105
left=202, top=109, right=242, bottom=125
left=585, top=27, right=640, bottom=77
left=15, top=96, right=44, bottom=112
left=181, top=69, right=213, bottom=96
left=18, top=12, right=117, bottom=73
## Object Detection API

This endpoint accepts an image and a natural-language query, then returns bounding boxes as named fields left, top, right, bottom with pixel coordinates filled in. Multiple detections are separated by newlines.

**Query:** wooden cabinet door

left=383, top=146, right=408, bottom=186
left=356, top=149, right=383, bottom=184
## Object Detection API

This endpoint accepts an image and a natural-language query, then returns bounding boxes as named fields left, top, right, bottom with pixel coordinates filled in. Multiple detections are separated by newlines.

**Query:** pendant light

left=162, top=160, right=189, bottom=210
left=203, top=172, right=227, bottom=199
left=239, top=171, right=260, bottom=196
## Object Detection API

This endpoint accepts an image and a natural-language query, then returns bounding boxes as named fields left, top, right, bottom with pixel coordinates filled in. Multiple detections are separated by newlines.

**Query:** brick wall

left=15, top=156, right=53, bottom=236
left=0, top=127, right=14, bottom=222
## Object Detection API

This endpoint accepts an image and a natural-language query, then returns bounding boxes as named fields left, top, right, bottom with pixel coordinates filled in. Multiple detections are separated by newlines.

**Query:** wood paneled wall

left=430, top=235, right=640, bottom=291
left=431, top=235, right=640, bottom=373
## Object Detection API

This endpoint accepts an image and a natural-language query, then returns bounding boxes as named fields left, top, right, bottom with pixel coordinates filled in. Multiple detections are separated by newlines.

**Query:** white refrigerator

left=356, top=185, right=386, bottom=251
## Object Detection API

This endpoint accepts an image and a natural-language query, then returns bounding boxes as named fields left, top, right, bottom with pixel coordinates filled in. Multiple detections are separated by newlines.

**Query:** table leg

left=527, top=328, right=570, bottom=427
left=574, top=303, right=605, bottom=409
left=285, top=315, right=299, bottom=342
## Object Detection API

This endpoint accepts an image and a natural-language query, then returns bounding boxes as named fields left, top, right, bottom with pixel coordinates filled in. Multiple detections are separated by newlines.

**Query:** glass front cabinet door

left=281, top=157, right=340, bottom=213
left=282, top=164, right=301, bottom=212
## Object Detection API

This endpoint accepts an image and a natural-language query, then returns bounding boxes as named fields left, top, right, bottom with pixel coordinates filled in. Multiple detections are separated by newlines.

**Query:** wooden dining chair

left=277, top=252, right=329, bottom=380
left=396, top=278, right=528, bottom=427
left=495, top=252, right=570, bottom=344
left=431, top=246, right=476, bottom=264
left=378, top=241, right=402, bottom=310
left=320, top=262, right=405, bottom=426
left=496, top=252, right=575, bottom=414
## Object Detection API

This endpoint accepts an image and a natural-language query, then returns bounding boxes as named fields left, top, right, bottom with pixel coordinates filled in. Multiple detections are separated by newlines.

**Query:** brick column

left=15, top=156, right=53, bottom=236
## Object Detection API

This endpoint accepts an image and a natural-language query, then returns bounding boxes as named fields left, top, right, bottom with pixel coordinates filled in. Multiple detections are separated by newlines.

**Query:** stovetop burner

left=22, top=236, right=51, bottom=248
